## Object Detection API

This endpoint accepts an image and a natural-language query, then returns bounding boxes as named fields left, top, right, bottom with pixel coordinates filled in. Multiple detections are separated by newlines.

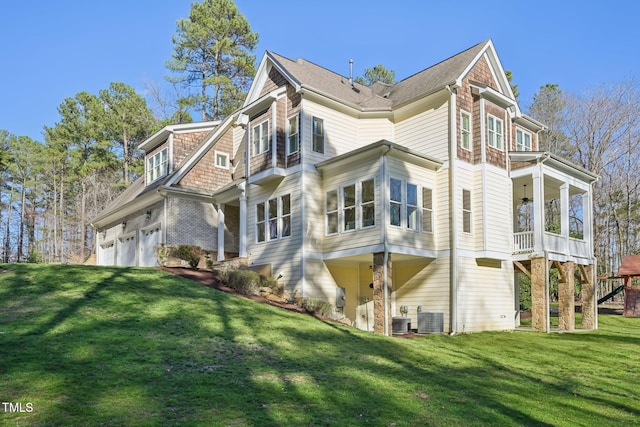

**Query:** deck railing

left=513, top=231, right=534, bottom=254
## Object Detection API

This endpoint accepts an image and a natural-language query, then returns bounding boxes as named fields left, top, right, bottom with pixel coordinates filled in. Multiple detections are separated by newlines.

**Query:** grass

left=1, top=264, right=639, bottom=426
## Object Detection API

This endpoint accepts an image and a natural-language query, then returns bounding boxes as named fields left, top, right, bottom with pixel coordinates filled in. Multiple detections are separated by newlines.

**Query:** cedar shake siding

left=178, top=129, right=234, bottom=192
left=173, top=131, right=211, bottom=168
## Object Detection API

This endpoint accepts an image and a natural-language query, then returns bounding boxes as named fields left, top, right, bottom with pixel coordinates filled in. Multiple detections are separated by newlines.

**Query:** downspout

left=381, top=145, right=392, bottom=336
left=447, top=84, right=459, bottom=335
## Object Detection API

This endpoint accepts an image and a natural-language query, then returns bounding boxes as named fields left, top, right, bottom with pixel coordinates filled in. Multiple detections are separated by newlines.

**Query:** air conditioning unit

left=392, top=316, right=411, bottom=334
left=417, top=312, right=444, bottom=334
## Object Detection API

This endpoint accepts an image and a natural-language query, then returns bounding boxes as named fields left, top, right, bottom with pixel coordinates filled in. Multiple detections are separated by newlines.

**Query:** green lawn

left=1, top=264, right=639, bottom=426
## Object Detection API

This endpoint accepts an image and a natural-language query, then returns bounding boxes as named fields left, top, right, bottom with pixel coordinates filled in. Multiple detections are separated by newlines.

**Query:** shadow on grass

left=2, top=265, right=640, bottom=426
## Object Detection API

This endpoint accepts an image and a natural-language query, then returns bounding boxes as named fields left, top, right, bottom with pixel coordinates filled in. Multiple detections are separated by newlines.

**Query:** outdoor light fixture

left=277, top=272, right=284, bottom=279
left=521, top=184, right=533, bottom=205
left=146, top=210, right=152, bottom=220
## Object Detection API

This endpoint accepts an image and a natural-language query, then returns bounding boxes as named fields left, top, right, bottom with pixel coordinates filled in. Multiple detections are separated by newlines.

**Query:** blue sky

left=1, top=1, right=638, bottom=142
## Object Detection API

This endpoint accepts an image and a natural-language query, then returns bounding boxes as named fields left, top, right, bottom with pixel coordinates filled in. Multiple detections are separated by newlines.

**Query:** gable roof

left=248, top=40, right=501, bottom=113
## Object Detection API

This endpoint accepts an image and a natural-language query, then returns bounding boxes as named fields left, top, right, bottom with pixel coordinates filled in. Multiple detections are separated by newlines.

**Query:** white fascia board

left=91, top=190, right=164, bottom=229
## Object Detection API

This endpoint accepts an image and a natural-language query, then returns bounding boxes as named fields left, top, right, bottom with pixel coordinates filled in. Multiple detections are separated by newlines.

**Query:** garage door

left=117, top=234, right=137, bottom=266
left=98, top=241, right=115, bottom=266
left=140, top=225, right=162, bottom=267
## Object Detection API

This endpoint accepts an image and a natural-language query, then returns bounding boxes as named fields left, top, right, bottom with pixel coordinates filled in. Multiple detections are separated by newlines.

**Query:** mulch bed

left=161, top=266, right=428, bottom=337
left=160, top=266, right=330, bottom=319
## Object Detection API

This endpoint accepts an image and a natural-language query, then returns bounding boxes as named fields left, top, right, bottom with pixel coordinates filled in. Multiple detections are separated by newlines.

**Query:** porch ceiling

left=324, top=252, right=432, bottom=266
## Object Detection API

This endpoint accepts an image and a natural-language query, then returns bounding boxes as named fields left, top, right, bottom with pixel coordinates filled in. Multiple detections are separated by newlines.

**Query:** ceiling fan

left=521, top=184, right=533, bottom=205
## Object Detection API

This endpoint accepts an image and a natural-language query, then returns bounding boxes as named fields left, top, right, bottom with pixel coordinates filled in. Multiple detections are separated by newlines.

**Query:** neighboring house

left=92, top=40, right=598, bottom=335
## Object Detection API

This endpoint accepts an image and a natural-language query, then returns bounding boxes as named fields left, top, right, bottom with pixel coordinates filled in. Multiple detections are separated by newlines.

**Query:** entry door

left=140, top=225, right=162, bottom=267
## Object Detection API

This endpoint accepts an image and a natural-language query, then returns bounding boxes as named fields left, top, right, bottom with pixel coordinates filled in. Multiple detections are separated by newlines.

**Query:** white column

left=239, top=193, right=247, bottom=258
left=583, top=189, right=592, bottom=250
left=560, top=183, right=570, bottom=253
left=217, top=203, right=225, bottom=261
left=532, top=169, right=544, bottom=254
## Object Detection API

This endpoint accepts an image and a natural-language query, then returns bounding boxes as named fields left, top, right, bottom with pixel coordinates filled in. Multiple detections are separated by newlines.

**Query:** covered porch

left=510, top=152, right=598, bottom=332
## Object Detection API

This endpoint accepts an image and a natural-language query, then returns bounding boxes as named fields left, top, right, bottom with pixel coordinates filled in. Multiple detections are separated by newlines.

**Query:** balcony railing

left=513, top=231, right=534, bottom=254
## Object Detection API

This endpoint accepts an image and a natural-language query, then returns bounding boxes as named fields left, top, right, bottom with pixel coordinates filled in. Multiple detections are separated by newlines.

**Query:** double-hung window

left=461, top=111, right=471, bottom=150
left=312, top=117, right=324, bottom=154
left=252, top=120, right=269, bottom=156
left=361, top=179, right=375, bottom=228
left=325, top=179, right=376, bottom=234
left=326, top=190, right=338, bottom=235
left=287, top=115, right=299, bottom=154
left=488, top=115, right=504, bottom=150
left=407, top=183, right=419, bottom=230
left=390, top=178, right=403, bottom=227
left=516, top=129, right=532, bottom=151
left=462, top=189, right=472, bottom=233
left=343, top=184, right=356, bottom=231
left=256, top=194, right=292, bottom=243
left=422, top=188, right=433, bottom=233
left=147, top=148, right=168, bottom=183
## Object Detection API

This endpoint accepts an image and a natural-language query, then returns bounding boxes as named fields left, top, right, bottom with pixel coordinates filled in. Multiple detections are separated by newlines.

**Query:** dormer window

left=147, top=148, right=168, bottom=183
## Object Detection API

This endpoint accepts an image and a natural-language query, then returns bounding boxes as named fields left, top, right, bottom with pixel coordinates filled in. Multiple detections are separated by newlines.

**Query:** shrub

left=221, top=269, right=261, bottom=295
left=299, top=298, right=333, bottom=317
left=172, top=245, right=201, bottom=269
left=154, top=244, right=170, bottom=267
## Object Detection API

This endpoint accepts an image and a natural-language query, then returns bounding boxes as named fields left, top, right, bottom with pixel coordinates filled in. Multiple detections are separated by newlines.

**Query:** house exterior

left=92, top=40, right=598, bottom=335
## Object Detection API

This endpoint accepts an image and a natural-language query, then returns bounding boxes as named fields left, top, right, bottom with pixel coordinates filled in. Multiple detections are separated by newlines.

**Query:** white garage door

left=117, top=234, right=137, bottom=267
left=98, top=241, right=115, bottom=266
left=140, top=225, right=162, bottom=267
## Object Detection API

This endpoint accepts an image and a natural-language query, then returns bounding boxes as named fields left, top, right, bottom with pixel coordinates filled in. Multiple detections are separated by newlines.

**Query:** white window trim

left=422, top=187, right=434, bottom=234
left=214, top=151, right=230, bottom=169
left=516, top=128, right=532, bottom=152
left=147, top=147, right=168, bottom=184
left=460, top=110, right=472, bottom=151
left=312, top=116, right=325, bottom=154
left=325, top=189, right=339, bottom=236
left=252, top=120, right=270, bottom=157
left=462, top=189, right=472, bottom=234
left=255, top=194, right=292, bottom=243
left=341, top=183, right=357, bottom=233
left=287, top=114, right=300, bottom=155
left=390, top=177, right=427, bottom=232
left=487, top=114, right=504, bottom=151
left=360, top=178, right=376, bottom=229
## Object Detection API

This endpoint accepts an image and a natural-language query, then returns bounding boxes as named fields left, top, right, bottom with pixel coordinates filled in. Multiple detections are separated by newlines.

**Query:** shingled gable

left=247, top=40, right=506, bottom=114
left=91, top=117, right=235, bottom=229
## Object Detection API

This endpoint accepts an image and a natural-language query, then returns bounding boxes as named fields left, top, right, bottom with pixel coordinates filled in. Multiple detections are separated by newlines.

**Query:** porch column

left=531, top=257, right=549, bottom=332
left=560, top=183, right=570, bottom=252
left=239, top=193, right=247, bottom=258
left=558, top=261, right=575, bottom=331
left=581, top=264, right=596, bottom=329
left=373, top=252, right=392, bottom=335
left=532, top=171, right=544, bottom=254
left=217, top=203, right=225, bottom=261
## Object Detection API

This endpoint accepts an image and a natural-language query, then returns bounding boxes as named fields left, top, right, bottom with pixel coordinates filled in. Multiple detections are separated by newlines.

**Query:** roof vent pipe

left=349, top=59, right=354, bottom=86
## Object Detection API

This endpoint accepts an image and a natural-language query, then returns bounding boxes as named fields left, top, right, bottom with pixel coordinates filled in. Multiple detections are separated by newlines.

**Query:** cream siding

left=357, top=117, right=393, bottom=144
left=455, top=257, right=515, bottom=332
left=435, top=168, right=451, bottom=251
left=483, top=168, right=513, bottom=253
left=246, top=174, right=304, bottom=291
left=302, top=101, right=360, bottom=165
left=394, top=99, right=449, bottom=160
left=394, top=257, right=451, bottom=332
